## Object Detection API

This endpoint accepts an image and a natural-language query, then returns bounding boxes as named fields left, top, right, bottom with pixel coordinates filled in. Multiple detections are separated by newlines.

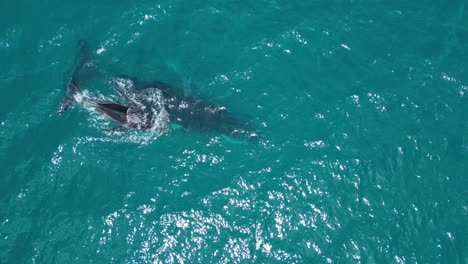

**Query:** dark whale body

left=59, top=41, right=254, bottom=137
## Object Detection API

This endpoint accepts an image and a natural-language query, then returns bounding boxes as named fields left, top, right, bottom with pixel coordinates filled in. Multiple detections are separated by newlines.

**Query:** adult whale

left=58, top=41, right=255, bottom=137
left=59, top=40, right=168, bottom=133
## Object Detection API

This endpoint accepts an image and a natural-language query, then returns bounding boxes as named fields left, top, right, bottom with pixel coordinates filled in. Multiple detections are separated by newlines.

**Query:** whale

left=58, top=41, right=255, bottom=137
left=62, top=80, right=166, bottom=132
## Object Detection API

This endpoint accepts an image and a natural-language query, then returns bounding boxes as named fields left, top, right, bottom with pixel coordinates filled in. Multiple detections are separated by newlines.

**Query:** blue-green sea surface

left=1, top=1, right=467, bottom=263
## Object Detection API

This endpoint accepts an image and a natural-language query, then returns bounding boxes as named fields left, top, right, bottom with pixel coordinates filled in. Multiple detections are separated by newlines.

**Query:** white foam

left=74, top=82, right=170, bottom=145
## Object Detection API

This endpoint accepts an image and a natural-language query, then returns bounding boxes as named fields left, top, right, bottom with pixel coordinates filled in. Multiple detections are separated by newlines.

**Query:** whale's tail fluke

left=58, top=40, right=92, bottom=114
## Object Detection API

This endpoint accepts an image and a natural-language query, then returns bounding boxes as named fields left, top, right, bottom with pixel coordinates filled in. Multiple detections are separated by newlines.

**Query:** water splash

left=73, top=78, right=170, bottom=145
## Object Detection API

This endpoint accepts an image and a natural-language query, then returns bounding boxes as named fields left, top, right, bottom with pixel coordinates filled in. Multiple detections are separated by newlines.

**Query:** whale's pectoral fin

left=101, top=125, right=130, bottom=133
left=59, top=40, right=93, bottom=114
left=58, top=80, right=79, bottom=114
left=113, top=86, right=132, bottom=102
left=71, top=40, right=92, bottom=82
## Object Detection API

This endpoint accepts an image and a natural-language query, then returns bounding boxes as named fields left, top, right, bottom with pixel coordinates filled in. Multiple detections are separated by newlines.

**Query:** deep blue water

left=1, top=1, right=467, bottom=263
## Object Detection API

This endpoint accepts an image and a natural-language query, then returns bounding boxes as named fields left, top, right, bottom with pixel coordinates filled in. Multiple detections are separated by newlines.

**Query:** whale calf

left=59, top=41, right=255, bottom=137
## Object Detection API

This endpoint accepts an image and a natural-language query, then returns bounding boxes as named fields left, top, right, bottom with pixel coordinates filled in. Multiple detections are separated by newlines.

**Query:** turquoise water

left=1, top=0, right=467, bottom=263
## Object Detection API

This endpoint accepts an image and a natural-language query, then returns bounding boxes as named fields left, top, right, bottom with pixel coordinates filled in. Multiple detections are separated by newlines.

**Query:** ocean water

left=1, top=0, right=467, bottom=263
